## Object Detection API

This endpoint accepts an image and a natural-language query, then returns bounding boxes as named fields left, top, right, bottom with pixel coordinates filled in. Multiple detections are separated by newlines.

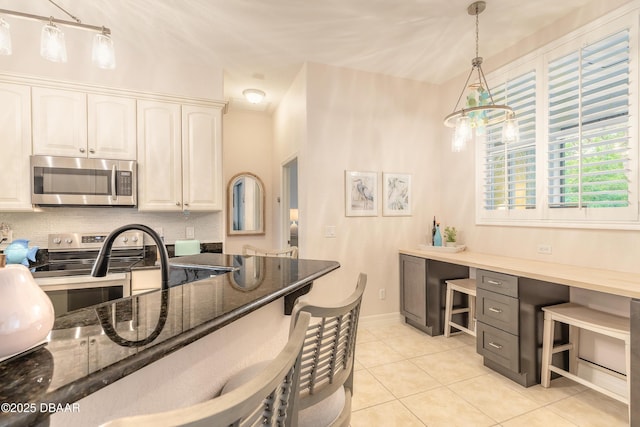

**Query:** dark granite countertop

left=0, top=254, right=339, bottom=427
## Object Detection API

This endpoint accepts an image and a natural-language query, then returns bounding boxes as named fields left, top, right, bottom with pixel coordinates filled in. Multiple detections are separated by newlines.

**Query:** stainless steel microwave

left=31, top=155, right=137, bottom=207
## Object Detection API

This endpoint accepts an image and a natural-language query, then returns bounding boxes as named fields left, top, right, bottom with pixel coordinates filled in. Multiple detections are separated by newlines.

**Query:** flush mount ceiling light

left=444, top=1, right=518, bottom=152
left=0, top=0, right=115, bottom=69
left=243, top=88, right=266, bottom=104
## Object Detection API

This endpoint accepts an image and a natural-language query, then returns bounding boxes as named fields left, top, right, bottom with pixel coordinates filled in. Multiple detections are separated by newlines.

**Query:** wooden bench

left=541, top=302, right=630, bottom=419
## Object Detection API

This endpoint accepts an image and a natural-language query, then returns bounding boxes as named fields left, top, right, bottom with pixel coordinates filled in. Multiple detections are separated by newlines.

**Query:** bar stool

left=444, top=278, right=476, bottom=337
left=541, top=302, right=630, bottom=420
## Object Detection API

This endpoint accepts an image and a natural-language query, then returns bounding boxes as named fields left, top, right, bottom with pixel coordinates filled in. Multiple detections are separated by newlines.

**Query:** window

left=548, top=30, right=631, bottom=210
left=476, top=9, right=638, bottom=228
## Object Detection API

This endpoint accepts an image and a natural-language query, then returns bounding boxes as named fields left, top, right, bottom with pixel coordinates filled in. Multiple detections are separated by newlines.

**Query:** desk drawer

left=477, top=322, right=519, bottom=373
left=477, top=289, right=519, bottom=335
left=477, top=270, right=518, bottom=298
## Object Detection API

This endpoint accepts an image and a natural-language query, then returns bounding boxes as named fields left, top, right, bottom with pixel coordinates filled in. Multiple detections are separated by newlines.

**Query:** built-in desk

left=400, top=248, right=639, bottom=425
left=0, top=254, right=339, bottom=427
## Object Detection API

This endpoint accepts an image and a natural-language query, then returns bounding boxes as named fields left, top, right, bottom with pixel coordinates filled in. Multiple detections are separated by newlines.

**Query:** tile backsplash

left=0, top=208, right=222, bottom=250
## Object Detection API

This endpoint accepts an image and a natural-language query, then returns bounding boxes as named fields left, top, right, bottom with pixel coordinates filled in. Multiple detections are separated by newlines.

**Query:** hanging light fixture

left=0, top=0, right=115, bottom=69
left=444, top=1, right=518, bottom=151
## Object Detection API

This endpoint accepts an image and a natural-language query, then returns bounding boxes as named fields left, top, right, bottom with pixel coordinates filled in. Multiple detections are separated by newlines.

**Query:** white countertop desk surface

left=400, top=248, right=640, bottom=300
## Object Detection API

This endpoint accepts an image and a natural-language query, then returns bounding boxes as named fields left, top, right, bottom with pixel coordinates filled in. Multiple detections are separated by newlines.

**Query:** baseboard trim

left=359, top=312, right=403, bottom=328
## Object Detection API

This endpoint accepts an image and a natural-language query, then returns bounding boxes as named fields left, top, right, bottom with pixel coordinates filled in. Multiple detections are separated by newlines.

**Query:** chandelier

left=444, top=1, right=518, bottom=152
left=0, top=0, right=115, bottom=69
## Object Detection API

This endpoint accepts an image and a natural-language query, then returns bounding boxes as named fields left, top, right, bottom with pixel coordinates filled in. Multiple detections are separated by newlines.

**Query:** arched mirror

left=227, top=172, right=265, bottom=235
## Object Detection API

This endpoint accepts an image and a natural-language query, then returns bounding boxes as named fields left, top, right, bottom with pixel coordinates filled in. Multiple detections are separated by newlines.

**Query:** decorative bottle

left=433, top=224, right=442, bottom=247
left=431, top=216, right=436, bottom=245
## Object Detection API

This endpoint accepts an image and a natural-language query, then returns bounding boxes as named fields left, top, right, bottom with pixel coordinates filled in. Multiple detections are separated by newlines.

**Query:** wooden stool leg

left=625, top=337, right=631, bottom=422
left=469, top=295, right=476, bottom=335
left=444, top=286, right=453, bottom=338
left=541, top=313, right=554, bottom=388
left=569, top=324, right=579, bottom=375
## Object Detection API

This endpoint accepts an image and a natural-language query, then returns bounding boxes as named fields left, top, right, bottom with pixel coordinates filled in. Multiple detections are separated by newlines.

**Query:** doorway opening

left=282, top=158, right=298, bottom=249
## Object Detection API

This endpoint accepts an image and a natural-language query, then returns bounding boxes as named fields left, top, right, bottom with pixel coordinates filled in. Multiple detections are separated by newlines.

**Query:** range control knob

left=52, top=237, right=62, bottom=245
left=131, top=236, right=139, bottom=243
left=64, top=238, right=73, bottom=244
left=122, top=237, right=129, bottom=243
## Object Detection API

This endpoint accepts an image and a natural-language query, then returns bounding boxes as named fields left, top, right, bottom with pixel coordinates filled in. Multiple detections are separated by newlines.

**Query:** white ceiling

left=1, top=0, right=599, bottom=110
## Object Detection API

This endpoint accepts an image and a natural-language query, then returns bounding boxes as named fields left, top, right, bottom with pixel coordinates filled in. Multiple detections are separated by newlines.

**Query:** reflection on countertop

left=0, top=253, right=339, bottom=427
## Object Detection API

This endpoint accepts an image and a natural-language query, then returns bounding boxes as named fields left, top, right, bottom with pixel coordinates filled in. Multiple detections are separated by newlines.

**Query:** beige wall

left=273, top=63, right=441, bottom=316
left=437, top=0, right=640, bottom=275
left=222, top=109, right=276, bottom=254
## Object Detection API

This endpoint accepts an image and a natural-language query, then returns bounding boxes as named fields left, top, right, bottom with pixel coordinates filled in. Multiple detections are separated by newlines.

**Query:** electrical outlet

left=324, top=225, right=336, bottom=238
left=537, top=244, right=552, bottom=255
left=379, top=288, right=386, bottom=300
left=186, top=226, right=195, bottom=239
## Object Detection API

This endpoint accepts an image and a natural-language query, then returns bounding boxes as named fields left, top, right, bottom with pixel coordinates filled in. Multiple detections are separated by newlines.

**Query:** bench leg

left=469, top=295, right=476, bottom=335
left=541, top=314, right=554, bottom=388
left=569, top=324, right=579, bottom=375
left=444, top=286, right=453, bottom=338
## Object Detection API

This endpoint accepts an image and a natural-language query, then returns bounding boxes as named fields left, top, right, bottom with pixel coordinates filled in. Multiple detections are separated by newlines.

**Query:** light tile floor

left=351, top=321, right=629, bottom=427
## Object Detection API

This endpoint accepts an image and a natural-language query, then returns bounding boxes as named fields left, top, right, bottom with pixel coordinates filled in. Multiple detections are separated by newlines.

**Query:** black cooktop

left=30, top=259, right=142, bottom=278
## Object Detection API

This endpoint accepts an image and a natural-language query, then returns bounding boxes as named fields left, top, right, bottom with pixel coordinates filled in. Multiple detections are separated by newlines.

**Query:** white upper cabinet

left=182, top=105, right=223, bottom=211
left=32, top=87, right=87, bottom=157
left=137, top=101, right=222, bottom=212
left=137, top=100, right=183, bottom=211
left=87, top=94, right=137, bottom=160
left=0, top=82, right=33, bottom=211
left=32, top=88, right=136, bottom=160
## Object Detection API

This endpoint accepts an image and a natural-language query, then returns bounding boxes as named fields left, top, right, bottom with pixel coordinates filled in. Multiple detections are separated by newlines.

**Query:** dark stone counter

left=0, top=254, right=339, bottom=426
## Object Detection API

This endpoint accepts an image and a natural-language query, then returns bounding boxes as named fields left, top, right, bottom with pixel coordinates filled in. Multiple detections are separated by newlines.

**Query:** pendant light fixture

left=0, top=0, right=115, bottom=69
left=444, top=1, right=518, bottom=151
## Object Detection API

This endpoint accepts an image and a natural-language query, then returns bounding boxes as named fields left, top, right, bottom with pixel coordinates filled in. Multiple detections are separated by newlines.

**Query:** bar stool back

left=444, top=278, right=477, bottom=338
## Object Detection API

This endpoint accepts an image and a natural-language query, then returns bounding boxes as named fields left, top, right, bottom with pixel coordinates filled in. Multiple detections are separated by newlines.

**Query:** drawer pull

left=489, top=307, right=503, bottom=314
left=488, top=342, right=503, bottom=350
left=487, top=279, right=502, bottom=286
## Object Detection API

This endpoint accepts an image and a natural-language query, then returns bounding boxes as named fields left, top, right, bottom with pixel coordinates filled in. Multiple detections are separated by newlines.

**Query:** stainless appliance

left=31, top=155, right=137, bottom=207
left=32, top=231, right=144, bottom=316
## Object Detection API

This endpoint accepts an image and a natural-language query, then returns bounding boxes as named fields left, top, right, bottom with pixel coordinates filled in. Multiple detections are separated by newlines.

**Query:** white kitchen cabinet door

left=32, top=87, right=87, bottom=157
left=181, top=105, right=223, bottom=211
left=88, top=94, right=136, bottom=160
left=137, top=100, right=183, bottom=211
left=0, top=83, right=33, bottom=211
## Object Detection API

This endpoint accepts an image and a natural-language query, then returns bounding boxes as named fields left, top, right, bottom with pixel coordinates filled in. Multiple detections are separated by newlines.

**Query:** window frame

left=475, top=7, right=639, bottom=230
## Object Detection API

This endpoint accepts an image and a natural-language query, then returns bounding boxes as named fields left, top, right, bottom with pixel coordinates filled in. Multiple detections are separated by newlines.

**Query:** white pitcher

left=0, top=255, right=54, bottom=360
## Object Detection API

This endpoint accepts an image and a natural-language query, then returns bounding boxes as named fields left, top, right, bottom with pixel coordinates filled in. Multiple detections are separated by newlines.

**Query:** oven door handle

left=35, top=273, right=128, bottom=292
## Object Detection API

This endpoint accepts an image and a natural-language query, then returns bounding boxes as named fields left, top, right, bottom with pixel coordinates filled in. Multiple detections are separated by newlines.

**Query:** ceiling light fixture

left=0, top=0, right=115, bottom=69
left=243, top=88, right=266, bottom=104
left=444, top=1, right=518, bottom=152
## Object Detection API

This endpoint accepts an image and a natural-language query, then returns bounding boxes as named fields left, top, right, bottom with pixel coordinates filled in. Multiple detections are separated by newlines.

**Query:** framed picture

left=345, top=171, right=378, bottom=216
left=382, top=173, right=411, bottom=216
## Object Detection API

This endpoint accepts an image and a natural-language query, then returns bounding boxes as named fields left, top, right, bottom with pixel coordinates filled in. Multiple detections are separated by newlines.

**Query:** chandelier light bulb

left=502, top=113, right=520, bottom=144
left=40, top=22, right=67, bottom=63
left=0, top=18, right=12, bottom=55
left=452, top=115, right=472, bottom=152
left=92, top=31, right=115, bottom=69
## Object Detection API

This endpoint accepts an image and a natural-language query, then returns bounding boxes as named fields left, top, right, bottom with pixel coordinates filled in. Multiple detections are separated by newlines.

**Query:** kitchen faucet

left=91, top=224, right=170, bottom=290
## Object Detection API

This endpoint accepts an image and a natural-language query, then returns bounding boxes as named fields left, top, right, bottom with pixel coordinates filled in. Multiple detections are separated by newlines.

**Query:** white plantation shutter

left=482, top=70, right=537, bottom=210
left=547, top=30, right=631, bottom=209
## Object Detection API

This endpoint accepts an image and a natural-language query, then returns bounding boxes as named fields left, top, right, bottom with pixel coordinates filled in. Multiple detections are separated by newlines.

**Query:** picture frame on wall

left=345, top=171, right=378, bottom=216
left=382, top=173, right=411, bottom=216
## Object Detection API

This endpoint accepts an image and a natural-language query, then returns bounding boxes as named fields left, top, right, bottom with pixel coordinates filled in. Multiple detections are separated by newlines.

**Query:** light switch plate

left=324, top=225, right=336, bottom=238
left=186, top=226, right=195, bottom=239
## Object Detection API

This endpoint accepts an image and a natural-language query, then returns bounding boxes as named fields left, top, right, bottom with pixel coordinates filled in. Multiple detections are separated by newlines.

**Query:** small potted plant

left=444, top=226, right=457, bottom=247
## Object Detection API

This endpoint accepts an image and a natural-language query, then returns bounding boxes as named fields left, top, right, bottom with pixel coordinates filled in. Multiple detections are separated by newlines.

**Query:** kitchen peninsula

left=0, top=254, right=339, bottom=427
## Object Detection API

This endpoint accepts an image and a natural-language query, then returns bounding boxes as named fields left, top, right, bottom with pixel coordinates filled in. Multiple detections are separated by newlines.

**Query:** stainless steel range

left=32, top=231, right=144, bottom=316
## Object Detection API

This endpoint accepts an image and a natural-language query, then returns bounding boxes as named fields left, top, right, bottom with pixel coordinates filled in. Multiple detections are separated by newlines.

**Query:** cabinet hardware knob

left=184, top=203, right=189, bottom=207
left=489, top=307, right=503, bottom=314
left=176, top=202, right=181, bottom=206
left=488, top=342, right=503, bottom=350
left=79, top=147, right=85, bottom=153
left=89, top=148, right=95, bottom=154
